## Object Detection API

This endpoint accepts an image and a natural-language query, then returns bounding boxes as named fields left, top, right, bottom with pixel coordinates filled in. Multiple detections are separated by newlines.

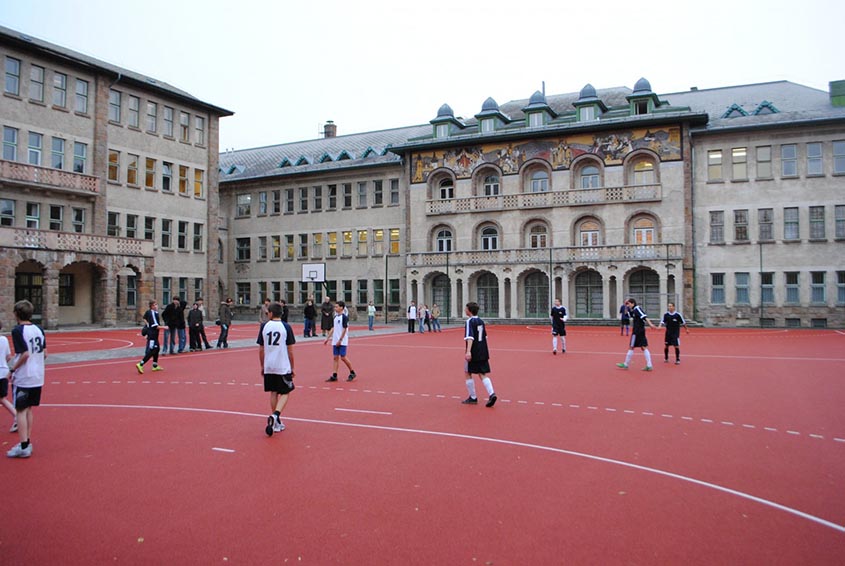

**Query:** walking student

left=461, top=302, right=497, bottom=407
left=659, top=302, right=690, bottom=364
left=136, top=301, right=164, bottom=374
left=324, top=300, right=357, bottom=382
left=217, top=298, right=233, bottom=348
left=0, top=320, right=17, bottom=433
left=550, top=298, right=567, bottom=355
left=7, top=300, right=47, bottom=458
left=617, top=298, right=657, bottom=371
left=619, top=302, right=631, bottom=336
left=257, top=302, right=296, bottom=437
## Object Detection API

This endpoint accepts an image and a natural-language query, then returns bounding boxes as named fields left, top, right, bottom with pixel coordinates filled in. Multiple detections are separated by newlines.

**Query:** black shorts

left=264, top=373, right=295, bottom=395
left=665, top=335, right=680, bottom=347
left=15, top=386, right=42, bottom=410
left=552, top=323, right=566, bottom=336
left=465, top=359, right=491, bottom=375
left=0, top=377, right=8, bottom=398
left=630, top=332, right=648, bottom=348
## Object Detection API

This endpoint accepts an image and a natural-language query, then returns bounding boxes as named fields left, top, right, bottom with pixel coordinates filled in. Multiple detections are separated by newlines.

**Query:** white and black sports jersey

left=332, top=313, right=350, bottom=346
left=662, top=312, right=686, bottom=339
left=257, top=320, right=295, bottom=375
left=11, top=323, right=46, bottom=388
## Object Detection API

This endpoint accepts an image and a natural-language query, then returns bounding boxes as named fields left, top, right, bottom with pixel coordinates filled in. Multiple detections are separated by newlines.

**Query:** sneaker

left=642, top=366, right=653, bottom=372
left=347, top=371, right=357, bottom=382
left=675, top=360, right=681, bottom=365
left=135, top=362, right=144, bottom=374
left=265, top=415, right=275, bottom=437
left=273, top=416, right=285, bottom=432
left=461, top=396, right=478, bottom=405
left=325, top=375, right=338, bottom=382
left=664, top=358, right=669, bottom=363
left=562, top=349, right=566, bottom=353
left=6, top=443, right=32, bottom=458
left=486, top=394, right=498, bottom=408
left=616, top=363, right=629, bottom=369
left=552, top=350, right=557, bottom=355
left=151, top=365, right=164, bottom=372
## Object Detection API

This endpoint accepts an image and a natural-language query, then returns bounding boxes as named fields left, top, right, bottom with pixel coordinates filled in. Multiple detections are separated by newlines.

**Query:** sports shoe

left=347, top=371, right=357, bottom=382
left=135, top=362, right=144, bottom=374
left=10, top=420, right=18, bottom=433
left=675, top=360, right=681, bottom=365
left=151, top=365, right=164, bottom=372
left=486, top=394, right=498, bottom=408
left=616, top=363, right=629, bottom=369
left=664, top=358, right=669, bottom=363
left=326, top=375, right=338, bottom=382
left=273, top=416, right=285, bottom=432
left=461, top=396, right=478, bottom=405
left=6, top=443, right=32, bottom=458
left=552, top=350, right=557, bottom=355
left=642, top=366, right=653, bottom=372
left=265, top=415, right=275, bottom=437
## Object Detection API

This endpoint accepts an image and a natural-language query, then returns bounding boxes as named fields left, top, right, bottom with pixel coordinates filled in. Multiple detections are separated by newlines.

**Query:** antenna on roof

left=542, top=81, right=545, bottom=96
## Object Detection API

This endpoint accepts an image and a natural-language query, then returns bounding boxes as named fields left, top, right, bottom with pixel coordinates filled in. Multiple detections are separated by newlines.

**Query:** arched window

left=579, top=220, right=600, bottom=246
left=436, top=229, right=453, bottom=252
left=481, top=226, right=499, bottom=250
left=529, top=225, right=547, bottom=248
left=580, top=165, right=600, bottom=188
left=530, top=170, right=548, bottom=193
left=633, top=160, right=655, bottom=185
left=633, top=218, right=655, bottom=244
left=483, top=175, right=500, bottom=196
left=439, top=178, right=454, bottom=200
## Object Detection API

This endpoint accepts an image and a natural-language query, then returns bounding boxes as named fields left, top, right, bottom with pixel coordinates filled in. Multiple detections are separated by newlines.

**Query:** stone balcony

left=0, top=227, right=154, bottom=257
left=407, top=243, right=683, bottom=268
left=0, top=159, right=100, bottom=196
left=426, top=183, right=661, bottom=215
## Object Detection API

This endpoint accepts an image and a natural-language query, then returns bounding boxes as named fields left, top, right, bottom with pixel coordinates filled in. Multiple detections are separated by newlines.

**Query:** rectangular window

left=357, top=280, right=368, bottom=305
left=707, top=149, right=722, bottom=181
left=126, top=154, right=139, bottom=186
left=177, top=221, right=188, bottom=250
left=811, top=318, right=827, bottom=328
left=299, top=187, right=308, bottom=212
left=735, top=272, right=750, bottom=304
left=313, top=186, right=322, bottom=211
left=25, top=202, right=39, bottom=229
left=195, top=278, right=203, bottom=302
left=4, top=56, right=20, bottom=95
left=127, top=275, right=137, bottom=307
left=59, top=274, right=74, bottom=306
left=357, top=230, right=368, bottom=255
left=144, top=216, right=155, bottom=241
left=836, top=205, right=845, bottom=239
left=3, top=126, right=18, bottom=161
left=52, top=72, right=67, bottom=107
left=758, top=208, right=773, bottom=240
left=711, top=273, right=725, bottom=304
left=162, top=277, right=172, bottom=304
left=71, top=207, right=84, bottom=233
left=806, top=142, right=823, bottom=176
left=163, top=106, right=174, bottom=137
left=731, top=147, right=747, bottom=180
left=237, top=194, right=251, bottom=216
left=258, top=191, right=267, bottom=215
left=299, top=282, right=308, bottom=305
left=785, top=318, right=801, bottom=328
left=837, top=271, right=845, bottom=304
left=178, top=165, right=188, bottom=194
left=343, top=279, right=353, bottom=303
left=236, top=238, right=251, bottom=261
left=161, top=162, right=172, bottom=192
left=107, top=211, right=119, bottom=236
left=49, top=205, right=63, bottom=231
left=194, top=169, right=204, bottom=198
left=180, top=112, right=190, bottom=142
left=146, top=101, right=158, bottom=133
left=373, top=180, right=383, bottom=205
left=373, top=229, right=384, bottom=255
left=161, top=219, right=172, bottom=248
left=389, top=279, right=400, bottom=305
left=757, top=145, right=772, bottom=179
left=194, top=116, right=205, bottom=145
left=285, top=235, right=295, bottom=260
left=328, top=184, right=337, bottom=209
left=373, top=279, right=384, bottom=305
left=272, top=190, right=281, bottom=214
left=0, top=199, right=14, bottom=227
left=28, top=132, right=42, bottom=166
left=126, top=214, right=138, bottom=238
left=784, top=207, right=799, bottom=240
left=834, top=141, right=845, bottom=175
left=734, top=209, right=748, bottom=242
left=709, top=210, right=724, bottom=243
left=343, top=183, right=353, bottom=208
left=284, top=281, right=295, bottom=304
left=327, top=232, right=337, bottom=257
left=390, top=178, right=400, bottom=205
left=781, top=144, right=797, bottom=177
left=357, top=181, right=368, bottom=207
left=145, top=158, right=156, bottom=189
left=811, top=271, right=826, bottom=303
left=271, top=235, right=281, bottom=259
left=258, top=236, right=267, bottom=260
left=73, top=142, right=87, bottom=173
left=285, top=188, right=294, bottom=213
left=236, top=282, right=250, bottom=305
left=108, top=89, right=121, bottom=122
left=761, top=272, right=774, bottom=304
left=389, top=228, right=400, bottom=254
left=75, top=79, right=88, bottom=113
left=809, top=206, right=825, bottom=240
left=312, top=233, right=323, bottom=258
left=785, top=272, right=799, bottom=304
left=29, top=65, right=44, bottom=101
left=128, top=95, right=140, bottom=128
left=299, top=234, right=308, bottom=258
left=108, top=150, right=120, bottom=182
left=51, top=137, right=65, bottom=169
left=342, top=231, right=353, bottom=256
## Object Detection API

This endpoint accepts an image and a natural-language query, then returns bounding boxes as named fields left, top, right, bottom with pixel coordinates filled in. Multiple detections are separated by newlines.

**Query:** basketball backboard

left=301, top=262, right=326, bottom=283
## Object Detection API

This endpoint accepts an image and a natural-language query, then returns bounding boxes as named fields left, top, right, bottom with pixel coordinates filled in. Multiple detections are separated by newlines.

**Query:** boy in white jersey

left=7, top=300, right=46, bottom=458
left=0, top=321, right=16, bottom=432
left=257, top=302, right=296, bottom=436
left=324, top=301, right=357, bottom=382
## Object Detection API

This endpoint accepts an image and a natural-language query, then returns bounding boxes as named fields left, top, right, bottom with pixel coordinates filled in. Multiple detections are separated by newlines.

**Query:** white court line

left=335, top=408, right=392, bottom=416
left=42, top=402, right=845, bottom=535
left=212, top=447, right=235, bottom=453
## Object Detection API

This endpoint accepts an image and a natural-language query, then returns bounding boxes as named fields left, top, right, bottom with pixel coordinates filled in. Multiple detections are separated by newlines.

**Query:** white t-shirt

left=0, top=336, right=10, bottom=379
left=257, top=319, right=295, bottom=375
left=408, top=305, right=417, bottom=320
left=11, top=323, right=46, bottom=388
left=332, top=313, right=350, bottom=346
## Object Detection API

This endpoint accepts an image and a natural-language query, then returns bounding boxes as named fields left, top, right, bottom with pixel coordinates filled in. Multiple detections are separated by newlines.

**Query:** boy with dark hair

left=550, top=298, right=568, bottom=355
left=659, top=302, right=689, bottom=364
left=136, top=301, right=164, bottom=374
left=462, top=302, right=497, bottom=407
left=324, top=300, right=357, bottom=382
left=7, top=300, right=46, bottom=458
left=257, top=302, right=296, bottom=436
left=617, top=298, right=657, bottom=371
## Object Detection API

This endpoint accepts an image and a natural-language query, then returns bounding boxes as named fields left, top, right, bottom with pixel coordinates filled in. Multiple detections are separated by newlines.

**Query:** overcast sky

left=2, top=0, right=841, bottom=151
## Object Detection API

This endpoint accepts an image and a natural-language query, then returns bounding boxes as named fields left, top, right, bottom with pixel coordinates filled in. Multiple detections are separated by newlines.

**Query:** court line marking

left=212, top=447, right=235, bottom=453
left=334, top=408, right=392, bottom=416
left=42, top=402, right=845, bottom=535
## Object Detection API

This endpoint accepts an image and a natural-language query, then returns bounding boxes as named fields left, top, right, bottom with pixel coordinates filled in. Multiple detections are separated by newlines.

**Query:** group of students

left=406, top=301, right=442, bottom=333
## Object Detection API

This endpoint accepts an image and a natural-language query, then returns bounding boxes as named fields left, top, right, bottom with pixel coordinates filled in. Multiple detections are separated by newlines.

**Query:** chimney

left=324, top=120, right=337, bottom=138
left=830, top=80, right=845, bottom=107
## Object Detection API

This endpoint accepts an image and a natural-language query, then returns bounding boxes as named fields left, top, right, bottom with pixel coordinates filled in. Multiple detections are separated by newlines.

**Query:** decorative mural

left=411, top=127, right=682, bottom=183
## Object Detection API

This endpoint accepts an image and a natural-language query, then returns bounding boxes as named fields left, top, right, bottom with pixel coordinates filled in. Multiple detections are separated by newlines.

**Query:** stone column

left=43, top=265, right=60, bottom=330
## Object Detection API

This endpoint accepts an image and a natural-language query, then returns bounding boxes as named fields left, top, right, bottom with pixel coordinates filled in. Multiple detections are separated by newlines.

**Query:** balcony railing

left=0, top=227, right=154, bottom=257
left=426, top=183, right=661, bottom=215
left=407, top=243, right=683, bottom=268
left=1, top=159, right=100, bottom=195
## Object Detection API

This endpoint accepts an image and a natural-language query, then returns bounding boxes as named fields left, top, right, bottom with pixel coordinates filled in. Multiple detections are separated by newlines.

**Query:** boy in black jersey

left=659, top=302, right=689, bottom=364
left=461, top=302, right=497, bottom=407
left=616, top=298, right=657, bottom=371
left=550, top=298, right=567, bottom=354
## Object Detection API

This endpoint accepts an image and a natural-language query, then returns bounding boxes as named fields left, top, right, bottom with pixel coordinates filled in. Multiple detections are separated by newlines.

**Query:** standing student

left=174, top=298, right=187, bottom=354
left=187, top=302, right=203, bottom=352
left=659, top=302, right=690, bottom=364
left=619, top=303, right=631, bottom=336
left=161, top=297, right=180, bottom=355
left=430, top=304, right=442, bottom=332
left=279, top=299, right=289, bottom=323
left=367, top=301, right=376, bottom=331
left=461, top=302, right=497, bottom=407
left=0, top=321, right=17, bottom=433
left=407, top=301, right=417, bottom=333
left=136, top=301, right=164, bottom=374
left=418, top=303, right=427, bottom=333
left=217, top=298, right=233, bottom=348
left=195, top=297, right=213, bottom=349
left=320, top=296, right=334, bottom=337
left=7, top=300, right=47, bottom=458
left=259, top=298, right=271, bottom=324
left=257, top=302, right=296, bottom=436
left=617, top=298, right=657, bottom=371
left=324, top=301, right=357, bottom=382
left=550, top=298, right=568, bottom=355
left=303, top=298, right=317, bottom=338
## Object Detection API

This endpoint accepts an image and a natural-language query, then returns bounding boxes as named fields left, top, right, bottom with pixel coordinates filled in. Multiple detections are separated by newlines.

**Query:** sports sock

left=675, top=347, right=680, bottom=361
left=465, top=378, right=477, bottom=398
left=21, top=441, right=29, bottom=449
left=644, top=349, right=652, bottom=367
left=561, top=338, right=566, bottom=350
left=552, top=337, right=558, bottom=350
left=481, top=376, right=494, bottom=396
left=624, top=350, right=634, bottom=366
left=273, top=411, right=280, bottom=417
left=664, top=347, right=669, bottom=360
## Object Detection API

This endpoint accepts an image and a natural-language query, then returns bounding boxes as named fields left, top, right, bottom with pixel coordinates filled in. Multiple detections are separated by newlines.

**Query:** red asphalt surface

left=2, top=324, right=844, bottom=564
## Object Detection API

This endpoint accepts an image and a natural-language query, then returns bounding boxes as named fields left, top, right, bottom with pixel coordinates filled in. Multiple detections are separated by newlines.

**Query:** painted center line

left=334, top=408, right=393, bottom=416
left=212, top=447, right=235, bottom=453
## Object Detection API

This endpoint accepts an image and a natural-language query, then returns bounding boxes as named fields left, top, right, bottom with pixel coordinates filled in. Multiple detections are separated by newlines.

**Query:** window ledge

left=52, top=106, right=70, bottom=113
left=28, top=99, right=46, bottom=107
left=732, top=240, right=751, bottom=245
left=808, top=238, right=828, bottom=243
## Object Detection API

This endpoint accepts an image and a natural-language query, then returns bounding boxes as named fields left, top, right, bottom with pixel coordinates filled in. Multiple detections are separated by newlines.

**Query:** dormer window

left=634, top=100, right=649, bottom=115
left=480, top=118, right=495, bottom=133
left=528, top=113, right=544, bottom=128
left=580, top=106, right=596, bottom=121
left=436, top=123, right=450, bottom=138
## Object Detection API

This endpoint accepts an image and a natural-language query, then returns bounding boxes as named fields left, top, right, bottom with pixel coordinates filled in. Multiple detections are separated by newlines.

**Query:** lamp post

left=446, top=249, right=451, bottom=326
